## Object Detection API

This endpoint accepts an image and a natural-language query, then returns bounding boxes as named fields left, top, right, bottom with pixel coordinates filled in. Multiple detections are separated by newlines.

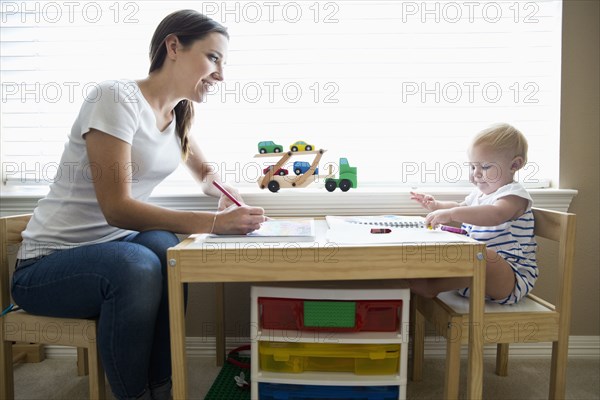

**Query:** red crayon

left=370, top=228, right=392, bottom=234
left=212, top=181, right=242, bottom=207
left=440, top=225, right=468, bottom=235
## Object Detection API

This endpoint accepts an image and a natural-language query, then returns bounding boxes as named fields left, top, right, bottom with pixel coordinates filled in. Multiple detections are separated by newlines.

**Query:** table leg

left=466, top=249, right=486, bottom=399
left=216, top=283, right=226, bottom=366
left=168, top=255, right=188, bottom=400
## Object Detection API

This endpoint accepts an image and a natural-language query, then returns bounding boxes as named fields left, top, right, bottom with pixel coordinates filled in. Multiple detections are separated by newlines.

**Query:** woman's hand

left=212, top=204, right=266, bottom=234
left=217, top=185, right=244, bottom=210
left=410, top=191, right=439, bottom=211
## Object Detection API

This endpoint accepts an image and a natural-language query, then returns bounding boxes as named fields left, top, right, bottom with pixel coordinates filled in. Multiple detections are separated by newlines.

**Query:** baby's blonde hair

left=470, top=123, right=528, bottom=165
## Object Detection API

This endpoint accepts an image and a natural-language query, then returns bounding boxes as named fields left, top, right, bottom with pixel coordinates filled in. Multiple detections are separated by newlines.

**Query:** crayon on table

left=440, top=225, right=468, bottom=235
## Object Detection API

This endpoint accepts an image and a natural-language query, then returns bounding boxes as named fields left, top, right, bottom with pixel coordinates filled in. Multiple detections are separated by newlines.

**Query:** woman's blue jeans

left=11, top=230, right=182, bottom=400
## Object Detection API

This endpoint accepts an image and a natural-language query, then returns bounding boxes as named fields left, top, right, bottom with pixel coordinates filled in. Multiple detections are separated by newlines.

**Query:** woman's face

left=175, top=32, right=228, bottom=103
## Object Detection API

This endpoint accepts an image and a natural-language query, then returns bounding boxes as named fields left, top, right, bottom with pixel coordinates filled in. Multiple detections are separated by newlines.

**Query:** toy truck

left=325, top=158, right=358, bottom=192
left=256, top=149, right=327, bottom=193
left=254, top=141, right=357, bottom=193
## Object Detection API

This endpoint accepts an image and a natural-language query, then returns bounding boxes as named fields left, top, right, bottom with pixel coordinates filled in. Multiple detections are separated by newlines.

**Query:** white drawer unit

left=250, top=281, right=410, bottom=400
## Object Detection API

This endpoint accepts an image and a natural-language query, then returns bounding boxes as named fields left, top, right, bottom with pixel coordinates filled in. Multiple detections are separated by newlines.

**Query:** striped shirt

left=459, top=182, right=537, bottom=305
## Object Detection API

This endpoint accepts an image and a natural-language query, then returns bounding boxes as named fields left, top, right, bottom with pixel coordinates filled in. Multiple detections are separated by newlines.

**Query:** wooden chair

left=0, top=214, right=106, bottom=399
left=411, top=208, right=576, bottom=400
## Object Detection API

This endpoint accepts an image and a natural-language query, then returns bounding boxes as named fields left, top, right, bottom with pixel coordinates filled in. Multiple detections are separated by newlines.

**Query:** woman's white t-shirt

left=18, top=80, right=182, bottom=259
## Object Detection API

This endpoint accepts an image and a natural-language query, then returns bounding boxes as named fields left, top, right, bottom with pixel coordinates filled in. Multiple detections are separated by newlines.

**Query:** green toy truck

left=325, top=158, right=358, bottom=192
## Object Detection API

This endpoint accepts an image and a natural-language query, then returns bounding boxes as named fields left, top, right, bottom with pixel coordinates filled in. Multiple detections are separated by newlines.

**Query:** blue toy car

left=293, top=161, right=318, bottom=175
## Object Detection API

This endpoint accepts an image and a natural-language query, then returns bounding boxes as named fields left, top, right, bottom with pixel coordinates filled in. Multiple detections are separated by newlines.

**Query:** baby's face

left=467, top=144, right=520, bottom=195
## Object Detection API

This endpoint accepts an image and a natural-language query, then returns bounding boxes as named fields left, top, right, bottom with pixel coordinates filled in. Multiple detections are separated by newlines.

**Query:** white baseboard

left=45, top=335, right=600, bottom=360
left=417, top=335, right=600, bottom=359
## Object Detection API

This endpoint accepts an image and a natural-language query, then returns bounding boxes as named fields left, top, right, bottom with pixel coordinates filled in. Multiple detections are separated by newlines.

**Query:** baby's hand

left=410, top=191, right=438, bottom=211
left=425, top=209, right=453, bottom=228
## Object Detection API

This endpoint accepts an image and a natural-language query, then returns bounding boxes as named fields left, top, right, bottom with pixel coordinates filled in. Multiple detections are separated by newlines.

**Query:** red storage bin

left=258, top=297, right=403, bottom=332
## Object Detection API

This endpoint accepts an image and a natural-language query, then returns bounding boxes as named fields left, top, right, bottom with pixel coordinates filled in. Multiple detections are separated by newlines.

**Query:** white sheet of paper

left=325, top=216, right=475, bottom=244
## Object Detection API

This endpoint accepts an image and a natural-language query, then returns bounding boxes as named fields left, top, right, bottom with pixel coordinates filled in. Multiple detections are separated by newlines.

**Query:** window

left=1, top=1, right=562, bottom=189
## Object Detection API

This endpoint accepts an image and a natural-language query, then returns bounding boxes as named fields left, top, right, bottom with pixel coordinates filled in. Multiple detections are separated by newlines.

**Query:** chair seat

left=437, top=291, right=554, bottom=315
left=4, top=310, right=97, bottom=348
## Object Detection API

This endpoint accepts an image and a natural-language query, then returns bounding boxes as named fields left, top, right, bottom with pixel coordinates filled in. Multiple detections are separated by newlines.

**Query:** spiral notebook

left=325, top=215, right=474, bottom=244
left=326, top=215, right=426, bottom=229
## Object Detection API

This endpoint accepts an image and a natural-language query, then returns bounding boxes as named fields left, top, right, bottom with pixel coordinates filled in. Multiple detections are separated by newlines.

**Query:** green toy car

left=258, top=141, right=283, bottom=154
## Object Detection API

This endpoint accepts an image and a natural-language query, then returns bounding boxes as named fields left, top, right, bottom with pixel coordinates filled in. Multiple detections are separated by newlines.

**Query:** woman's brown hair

left=149, top=10, right=228, bottom=160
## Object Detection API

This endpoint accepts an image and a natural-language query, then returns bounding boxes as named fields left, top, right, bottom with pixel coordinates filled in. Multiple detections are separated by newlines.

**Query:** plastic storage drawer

left=259, top=298, right=403, bottom=332
left=259, top=383, right=400, bottom=400
left=259, top=342, right=400, bottom=375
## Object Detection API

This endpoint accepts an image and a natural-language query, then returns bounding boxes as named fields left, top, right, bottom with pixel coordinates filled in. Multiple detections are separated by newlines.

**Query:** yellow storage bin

left=259, top=342, right=400, bottom=375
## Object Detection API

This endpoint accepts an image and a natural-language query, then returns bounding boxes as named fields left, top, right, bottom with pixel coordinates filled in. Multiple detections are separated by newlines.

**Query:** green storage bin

left=303, top=301, right=356, bottom=328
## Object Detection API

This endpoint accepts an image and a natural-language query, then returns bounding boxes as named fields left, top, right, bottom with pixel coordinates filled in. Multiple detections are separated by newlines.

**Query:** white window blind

left=1, top=1, right=562, bottom=189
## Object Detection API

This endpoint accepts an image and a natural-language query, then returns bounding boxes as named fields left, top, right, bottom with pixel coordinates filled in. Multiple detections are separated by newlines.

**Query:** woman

left=12, top=10, right=264, bottom=400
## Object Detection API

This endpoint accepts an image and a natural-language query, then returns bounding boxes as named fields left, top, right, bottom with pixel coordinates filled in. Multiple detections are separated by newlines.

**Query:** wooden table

left=167, top=220, right=487, bottom=399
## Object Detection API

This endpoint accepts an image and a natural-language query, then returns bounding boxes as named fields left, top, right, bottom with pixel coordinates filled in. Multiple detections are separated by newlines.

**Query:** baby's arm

left=426, top=195, right=528, bottom=227
left=410, top=191, right=464, bottom=212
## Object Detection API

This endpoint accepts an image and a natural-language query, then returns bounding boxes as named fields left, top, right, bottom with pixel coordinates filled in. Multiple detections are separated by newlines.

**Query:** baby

left=410, top=123, right=537, bottom=305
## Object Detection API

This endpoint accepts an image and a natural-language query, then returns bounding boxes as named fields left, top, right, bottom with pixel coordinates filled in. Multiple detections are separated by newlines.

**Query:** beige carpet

left=11, top=356, right=600, bottom=399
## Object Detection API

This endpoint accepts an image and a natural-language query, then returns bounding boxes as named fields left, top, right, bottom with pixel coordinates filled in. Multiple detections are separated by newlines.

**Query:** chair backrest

left=531, top=207, right=576, bottom=324
left=0, top=214, right=32, bottom=312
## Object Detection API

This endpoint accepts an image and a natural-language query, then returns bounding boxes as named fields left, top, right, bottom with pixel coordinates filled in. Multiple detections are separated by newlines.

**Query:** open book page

left=204, top=219, right=315, bottom=243
left=326, top=215, right=475, bottom=244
